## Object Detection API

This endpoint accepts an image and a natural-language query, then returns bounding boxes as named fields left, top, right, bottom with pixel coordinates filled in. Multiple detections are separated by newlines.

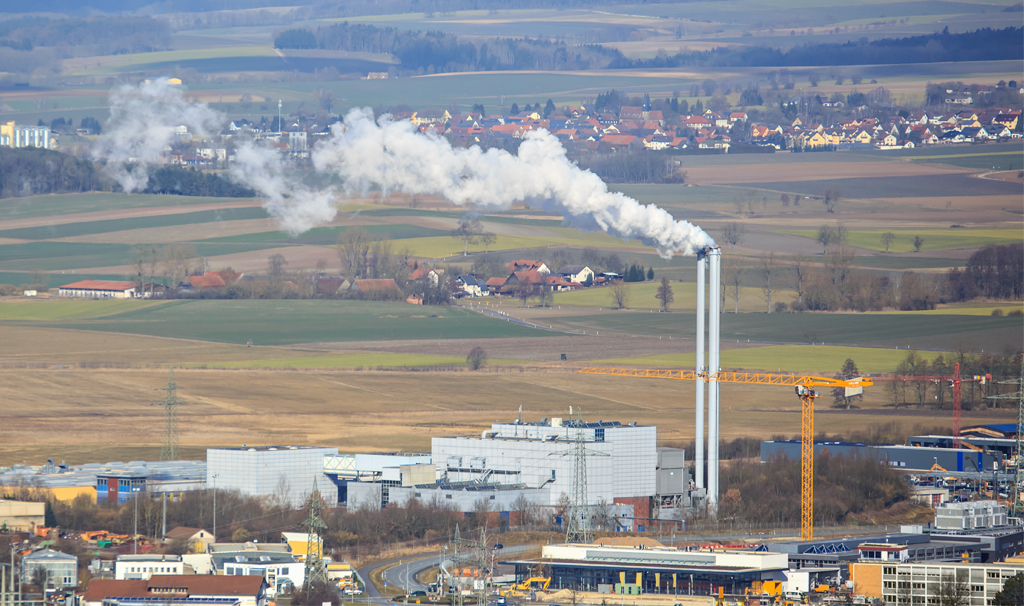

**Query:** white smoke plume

left=94, top=81, right=714, bottom=255
left=316, top=108, right=714, bottom=257
left=230, top=141, right=337, bottom=235
left=92, top=78, right=223, bottom=192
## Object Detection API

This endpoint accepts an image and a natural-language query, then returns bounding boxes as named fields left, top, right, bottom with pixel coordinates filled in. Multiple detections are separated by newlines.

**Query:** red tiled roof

left=600, top=134, right=636, bottom=146
left=485, top=277, right=506, bottom=287
left=60, top=280, right=135, bottom=291
left=188, top=275, right=226, bottom=289
left=352, top=279, right=402, bottom=293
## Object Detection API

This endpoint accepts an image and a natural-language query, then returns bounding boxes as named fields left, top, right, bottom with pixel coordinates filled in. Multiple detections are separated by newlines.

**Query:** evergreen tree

left=647, top=267, right=654, bottom=281
left=543, top=98, right=556, bottom=118
left=510, top=102, right=519, bottom=115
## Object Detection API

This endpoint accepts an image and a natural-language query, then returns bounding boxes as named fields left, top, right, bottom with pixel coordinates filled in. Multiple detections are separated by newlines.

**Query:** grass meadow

left=777, top=228, right=1022, bottom=252
left=593, top=344, right=935, bottom=375
left=25, top=299, right=554, bottom=344
left=0, top=193, right=257, bottom=222
left=0, top=207, right=270, bottom=240
left=743, top=173, right=1024, bottom=199
left=545, top=309, right=1021, bottom=351
left=0, top=299, right=163, bottom=321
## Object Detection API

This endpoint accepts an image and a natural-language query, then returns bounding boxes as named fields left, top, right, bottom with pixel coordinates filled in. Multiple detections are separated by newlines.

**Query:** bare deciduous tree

left=163, top=243, right=196, bottom=290
left=881, top=231, right=895, bottom=253
left=723, top=259, right=743, bottom=313
left=467, top=346, right=488, bottom=370
left=759, top=251, right=776, bottom=313
left=611, top=282, right=630, bottom=309
left=722, top=221, right=746, bottom=248
left=452, top=215, right=483, bottom=255
left=337, top=227, right=373, bottom=278
left=792, top=252, right=807, bottom=306
left=655, top=277, right=674, bottom=312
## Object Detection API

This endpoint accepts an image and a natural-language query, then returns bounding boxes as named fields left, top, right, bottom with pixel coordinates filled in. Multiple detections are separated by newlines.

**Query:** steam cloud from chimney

left=94, top=79, right=715, bottom=255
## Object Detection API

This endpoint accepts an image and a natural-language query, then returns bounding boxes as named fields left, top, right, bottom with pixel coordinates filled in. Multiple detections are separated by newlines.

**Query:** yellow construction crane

left=576, top=367, right=873, bottom=541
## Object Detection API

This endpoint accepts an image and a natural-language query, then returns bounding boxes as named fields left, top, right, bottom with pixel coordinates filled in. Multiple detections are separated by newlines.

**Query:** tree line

left=609, top=27, right=1023, bottom=69
left=718, top=451, right=910, bottom=527
left=887, top=349, right=1022, bottom=410
left=0, top=148, right=252, bottom=199
left=274, top=22, right=624, bottom=73
left=0, top=15, right=171, bottom=58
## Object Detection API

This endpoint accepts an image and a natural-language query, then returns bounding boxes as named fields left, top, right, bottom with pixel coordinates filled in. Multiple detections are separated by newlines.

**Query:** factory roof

left=210, top=445, right=334, bottom=452
left=0, top=460, right=205, bottom=489
left=84, top=576, right=266, bottom=602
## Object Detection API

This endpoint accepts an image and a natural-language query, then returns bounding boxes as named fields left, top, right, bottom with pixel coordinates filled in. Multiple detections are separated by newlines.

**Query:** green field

left=0, top=207, right=270, bottom=240
left=6, top=299, right=554, bottom=344
left=550, top=281, right=792, bottom=313
left=0, top=242, right=272, bottom=271
left=778, top=228, right=1020, bottom=252
left=746, top=174, right=1022, bottom=198
left=0, top=193, right=256, bottom=222
left=73, top=46, right=278, bottom=75
left=594, top=344, right=937, bottom=375
left=548, top=310, right=1021, bottom=351
left=195, top=352, right=470, bottom=369
left=912, top=152, right=1024, bottom=170
left=0, top=299, right=163, bottom=321
left=200, top=223, right=450, bottom=245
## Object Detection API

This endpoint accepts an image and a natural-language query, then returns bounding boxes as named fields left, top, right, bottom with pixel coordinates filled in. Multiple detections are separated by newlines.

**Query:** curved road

left=359, top=545, right=535, bottom=598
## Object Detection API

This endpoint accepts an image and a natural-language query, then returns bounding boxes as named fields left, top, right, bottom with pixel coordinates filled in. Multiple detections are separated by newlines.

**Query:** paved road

left=361, top=544, right=535, bottom=598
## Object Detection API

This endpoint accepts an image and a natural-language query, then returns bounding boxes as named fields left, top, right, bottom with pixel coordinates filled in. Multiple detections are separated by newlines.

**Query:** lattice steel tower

left=302, top=477, right=329, bottom=590
left=156, top=366, right=183, bottom=461
left=989, top=360, right=1024, bottom=515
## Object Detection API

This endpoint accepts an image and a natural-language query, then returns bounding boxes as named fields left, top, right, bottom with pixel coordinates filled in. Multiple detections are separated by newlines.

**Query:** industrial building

left=0, top=459, right=204, bottom=504
left=760, top=440, right=1001, bottom=473
left=114, top=555, right=193, bottom=580
left=332, top=418, right=691, bottom=526
left=769, top=523, right=1024, bottom=574
left=851, top=560, right=1024, bottom=604
left=0, top=500, right=44, bottom=532
left=21, top=549, right=77, bottom=588
left=508, top=542, right=789, bottom=596
left=207, top=446, right=338, bottom=507
left=935, top=500, right=1008, bottom=530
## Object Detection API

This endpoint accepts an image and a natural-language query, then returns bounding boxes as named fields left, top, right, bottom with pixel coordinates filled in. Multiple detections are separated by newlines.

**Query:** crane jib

left=575, top=367, right=873, bottom=389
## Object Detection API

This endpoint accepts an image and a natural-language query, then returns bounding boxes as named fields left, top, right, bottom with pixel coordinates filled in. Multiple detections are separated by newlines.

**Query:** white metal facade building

left=431, top=420, right=656, bottom=506
left=879, top=562, right=1023, bottom=605
left=207, top=446, right=338, bottom=507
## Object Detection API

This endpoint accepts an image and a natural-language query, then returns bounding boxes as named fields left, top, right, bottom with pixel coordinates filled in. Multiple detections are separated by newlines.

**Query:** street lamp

left=212, top=473, right=219, bottom=538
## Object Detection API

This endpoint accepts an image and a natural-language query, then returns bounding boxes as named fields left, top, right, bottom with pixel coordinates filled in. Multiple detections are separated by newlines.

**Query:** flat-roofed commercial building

left=509, top=543, right=788, bottom=597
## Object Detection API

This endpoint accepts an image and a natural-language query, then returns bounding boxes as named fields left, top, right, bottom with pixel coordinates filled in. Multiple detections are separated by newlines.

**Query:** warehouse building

left=58, top=280, right=136, bottom=298
left=207, top=446, right=338, bottom=507
left=0, top=459, right=204, bottom=504
left=508, top=542, right=789, bottom=596
left=0, top=500, right=44, bottom=532
left=760, top=440, right=1000, bottom=473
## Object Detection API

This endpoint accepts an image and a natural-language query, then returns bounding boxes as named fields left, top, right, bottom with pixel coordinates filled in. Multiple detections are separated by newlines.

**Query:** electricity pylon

left=554, top=407, right=608, bottom=544
left=156, top=366, right=183, bottom=461
left=302, top=477, right=329, bottom=590
left=989, top=360, right=1024, bottom=515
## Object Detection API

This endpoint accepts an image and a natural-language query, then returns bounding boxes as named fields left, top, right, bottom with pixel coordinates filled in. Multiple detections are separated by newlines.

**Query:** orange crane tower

left=576, top=367, right=873, bottom=541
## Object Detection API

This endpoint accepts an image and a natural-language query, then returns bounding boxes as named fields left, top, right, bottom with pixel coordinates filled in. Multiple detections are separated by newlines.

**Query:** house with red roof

left=349, top=279, right=403, bottom=300
left=507, top=260, right=549, bottom=275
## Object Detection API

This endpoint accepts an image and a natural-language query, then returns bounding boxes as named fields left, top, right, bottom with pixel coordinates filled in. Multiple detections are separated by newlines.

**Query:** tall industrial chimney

left=708, top=247, right=721, bottom=508
left=695, top=250, right=706, bottom=490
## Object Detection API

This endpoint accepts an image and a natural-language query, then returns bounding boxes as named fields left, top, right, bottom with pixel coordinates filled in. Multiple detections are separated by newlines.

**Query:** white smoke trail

left=315, top=108, right=714, bottom=257
left=230, top=140, right=337, bottom=235
left=94, top=82, right=714, bottom=255
left=92, top=78, right=223, bottom=192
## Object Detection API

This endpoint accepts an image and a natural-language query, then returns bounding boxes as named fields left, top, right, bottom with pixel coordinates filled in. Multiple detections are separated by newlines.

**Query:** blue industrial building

left=759, top=441, right=1000, bottom=473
